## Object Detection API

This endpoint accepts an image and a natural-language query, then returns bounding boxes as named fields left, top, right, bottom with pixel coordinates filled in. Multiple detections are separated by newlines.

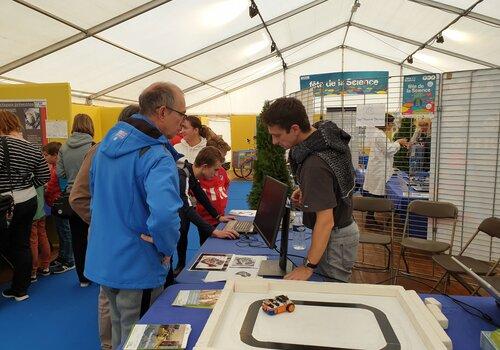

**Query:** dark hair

left=118, top=104, right=139, bottom=121
left=42, top=141, right=62, bottom=155
left=262, top=97, right=311, bottom=132
left=184, top=115, right=208, bottom=138
left=194, top=146, right=224, bottom=167
left=138, top=82, right=177, bottom=116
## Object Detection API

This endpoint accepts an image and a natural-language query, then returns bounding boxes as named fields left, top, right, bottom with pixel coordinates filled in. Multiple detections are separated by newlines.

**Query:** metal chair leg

left=394, top=246, right=404, bottom=285
left=430, top=272, right=448, bottom=293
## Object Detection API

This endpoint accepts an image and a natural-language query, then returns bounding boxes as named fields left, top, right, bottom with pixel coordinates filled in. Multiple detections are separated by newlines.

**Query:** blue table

left=140, top=283, right=500, bottom=350
left=175, top=229, right=323, bottom=284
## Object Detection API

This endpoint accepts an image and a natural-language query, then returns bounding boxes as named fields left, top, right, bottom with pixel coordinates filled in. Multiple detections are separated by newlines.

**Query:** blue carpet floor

left=0, top=180, right=252, bottom=350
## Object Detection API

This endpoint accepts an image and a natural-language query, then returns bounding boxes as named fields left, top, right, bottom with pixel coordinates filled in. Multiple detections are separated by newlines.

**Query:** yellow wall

left=230, top=115, right=257, bottom=151
left=0, top=83, right=72, bottom=143
left=71, top=104, right=123, bottom=142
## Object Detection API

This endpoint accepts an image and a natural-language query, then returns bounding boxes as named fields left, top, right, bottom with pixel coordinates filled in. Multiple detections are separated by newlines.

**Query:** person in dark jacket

left=0, top=110, right=50, bottom=301
left=174, top=146, right=238, bottom=275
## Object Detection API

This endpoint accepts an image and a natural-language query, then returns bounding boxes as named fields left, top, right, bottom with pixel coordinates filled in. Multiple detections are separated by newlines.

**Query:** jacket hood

left=99, top=115, right=182, bottom=160
left=179, top=137, right=207, bottom=150
left=67, top=132, right=93, bottom=148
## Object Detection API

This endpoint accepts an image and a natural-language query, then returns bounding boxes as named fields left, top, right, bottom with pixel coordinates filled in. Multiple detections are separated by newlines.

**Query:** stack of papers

left=228, top=209, right=256, bottom=217
left=203, top=255, right=267, bottom=282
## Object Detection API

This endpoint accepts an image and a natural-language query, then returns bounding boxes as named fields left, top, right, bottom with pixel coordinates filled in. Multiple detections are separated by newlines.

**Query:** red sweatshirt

left=196, top=168, right=230, bottom=226
left=45, top=164, right=62, bottom=207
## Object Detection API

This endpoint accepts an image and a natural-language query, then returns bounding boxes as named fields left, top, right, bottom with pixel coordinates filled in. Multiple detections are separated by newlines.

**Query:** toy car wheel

left=286, top=304, right=295, bottom=312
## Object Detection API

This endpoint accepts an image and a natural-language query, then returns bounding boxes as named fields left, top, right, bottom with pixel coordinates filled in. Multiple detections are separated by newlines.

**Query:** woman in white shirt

left=174, top=116, right=207, bottom=164
left=363, top=114, right=408, bottom=225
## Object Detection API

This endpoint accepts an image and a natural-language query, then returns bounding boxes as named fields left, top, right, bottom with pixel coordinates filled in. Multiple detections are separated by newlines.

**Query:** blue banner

left=299, top=71, right=389, bottom=95
left=402, top=74, right=437, bottom=116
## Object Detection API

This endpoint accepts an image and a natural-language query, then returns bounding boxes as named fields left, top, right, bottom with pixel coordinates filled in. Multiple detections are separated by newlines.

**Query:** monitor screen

left=253, top=176, right=289, bottom=248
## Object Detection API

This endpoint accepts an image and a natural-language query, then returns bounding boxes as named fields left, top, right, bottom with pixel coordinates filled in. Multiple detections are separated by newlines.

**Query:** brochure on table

left=203, top=255, right=267, bottom=283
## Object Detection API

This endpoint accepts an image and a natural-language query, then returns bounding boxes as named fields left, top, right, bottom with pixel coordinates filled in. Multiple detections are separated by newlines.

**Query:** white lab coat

left=363, top=127, right=401, bottom=196
left=174, top=137, right=207, bottom=165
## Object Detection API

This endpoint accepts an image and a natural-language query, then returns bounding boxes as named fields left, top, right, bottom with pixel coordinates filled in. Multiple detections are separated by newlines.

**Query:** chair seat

left=401, top=237, right=450, bottom=253
left=432, top=255, right=493, bottom=275
left=359, top=232, right=391, bottom=245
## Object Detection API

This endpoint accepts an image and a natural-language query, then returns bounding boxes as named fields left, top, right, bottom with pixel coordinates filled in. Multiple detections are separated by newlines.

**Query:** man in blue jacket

left=85, top=82, right=185, bottom=349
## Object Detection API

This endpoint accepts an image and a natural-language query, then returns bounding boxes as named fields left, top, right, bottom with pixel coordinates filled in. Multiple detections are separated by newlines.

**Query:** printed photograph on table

left=124, top=324, right=191, bottom=350
left=172, top=290, right=222, bottom=309
left=189, top=253, right=232, bottom=271
left=230, top=256, right=258, bottom=268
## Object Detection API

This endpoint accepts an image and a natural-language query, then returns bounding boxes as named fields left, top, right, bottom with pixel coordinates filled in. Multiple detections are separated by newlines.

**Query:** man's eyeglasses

left=158, top=105, right=188, bottom=120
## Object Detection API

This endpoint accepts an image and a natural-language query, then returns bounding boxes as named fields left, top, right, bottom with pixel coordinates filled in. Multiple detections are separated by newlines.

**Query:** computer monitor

left=254, top=176, right=293, bottom=277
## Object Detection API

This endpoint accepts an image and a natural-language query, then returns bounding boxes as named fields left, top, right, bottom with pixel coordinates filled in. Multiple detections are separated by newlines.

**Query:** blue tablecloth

left=140, top=283, right=500, bottom=350
left=175, top=228, right=322, bottom=284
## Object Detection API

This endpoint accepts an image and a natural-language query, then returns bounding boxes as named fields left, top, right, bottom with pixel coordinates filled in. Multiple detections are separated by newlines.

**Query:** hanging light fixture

left=249, top=1, right=258, bottom=18
left=407, top=56, right=414, bottom=64
left=270, top=42, right=276, bottom=53
left=436, top=33, right=444, bottom=44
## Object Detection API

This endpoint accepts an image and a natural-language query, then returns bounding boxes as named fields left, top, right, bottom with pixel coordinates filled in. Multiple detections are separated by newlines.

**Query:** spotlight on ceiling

left=436, top=33, right=444, bottom=44
left=249, top=1, right=258, bottom=18
left=270, top=42, right=276, bottom=53
left=407, top=56, right=414, bottom=64
left=351, top=0, right=361, bottom=13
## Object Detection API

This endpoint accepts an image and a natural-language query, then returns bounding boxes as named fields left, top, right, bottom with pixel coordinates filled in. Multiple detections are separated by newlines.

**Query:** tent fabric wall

left=0, top=0, right=498, bottom=113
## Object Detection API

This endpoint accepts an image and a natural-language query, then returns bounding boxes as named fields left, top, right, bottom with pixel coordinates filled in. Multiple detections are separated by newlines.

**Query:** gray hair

left=138, top=82, right=177, bottom=116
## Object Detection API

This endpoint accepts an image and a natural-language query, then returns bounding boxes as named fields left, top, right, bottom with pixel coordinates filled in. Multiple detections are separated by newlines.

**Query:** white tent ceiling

left=1, top=0, right=499, bottom=113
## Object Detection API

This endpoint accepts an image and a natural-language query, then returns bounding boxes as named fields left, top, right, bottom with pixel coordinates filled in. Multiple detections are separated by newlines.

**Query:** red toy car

left=261, top=295, right=295, bottom=315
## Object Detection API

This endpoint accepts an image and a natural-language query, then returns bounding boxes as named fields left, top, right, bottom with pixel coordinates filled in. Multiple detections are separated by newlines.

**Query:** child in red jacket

left=196, top=137, right=232, bottom=226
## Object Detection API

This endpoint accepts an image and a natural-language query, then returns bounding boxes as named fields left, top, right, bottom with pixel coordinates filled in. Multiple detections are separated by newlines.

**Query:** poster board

left=402, top=74, right=437, bottom=117
left=0, top=100, right=47, bottom=147
left=356, top=103, right=386, bottom=127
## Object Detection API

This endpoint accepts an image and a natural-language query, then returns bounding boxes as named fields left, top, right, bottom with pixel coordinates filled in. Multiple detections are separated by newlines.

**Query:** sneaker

left=49, top=259, right=62, bottom=268
left=2, top=288, right=29, bottom=301
left=80, top=282, right=90, bottom=288
left=38, top=268, right=50, bottom=276
left=30, top=275, right=38, bottom=283
left=51, top=263, right=75, bottom=274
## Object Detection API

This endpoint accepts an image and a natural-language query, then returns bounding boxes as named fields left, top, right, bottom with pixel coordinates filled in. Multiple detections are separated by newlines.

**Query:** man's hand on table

left=284, top=265, right=313, bottom=281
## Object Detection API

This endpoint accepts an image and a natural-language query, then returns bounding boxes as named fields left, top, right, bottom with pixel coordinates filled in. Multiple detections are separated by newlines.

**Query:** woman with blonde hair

left=0, top=110, right=50, bottom=301
left=56, top=113, right=94, bottom=284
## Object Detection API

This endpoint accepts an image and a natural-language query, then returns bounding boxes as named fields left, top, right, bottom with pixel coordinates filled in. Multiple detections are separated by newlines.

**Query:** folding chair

left=431, top=217, right=500, bottom=294
left=353, top=196, right=394, bottom=272
left=394, top=200, right=458, bottom=284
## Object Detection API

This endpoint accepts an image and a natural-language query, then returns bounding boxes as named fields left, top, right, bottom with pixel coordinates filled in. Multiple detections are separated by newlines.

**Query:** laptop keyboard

left=226, top=220, right=254, bottom=232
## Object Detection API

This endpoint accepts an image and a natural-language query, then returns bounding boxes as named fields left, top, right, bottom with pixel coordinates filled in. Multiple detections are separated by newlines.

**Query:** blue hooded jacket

left=85, top=114, right=182, bottom=289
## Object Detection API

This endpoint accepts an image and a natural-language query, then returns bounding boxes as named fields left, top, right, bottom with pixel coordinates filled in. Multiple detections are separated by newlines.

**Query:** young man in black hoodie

left=262, top=97, right=359, bottom=282
left=174, top=146, right=238, bottom=275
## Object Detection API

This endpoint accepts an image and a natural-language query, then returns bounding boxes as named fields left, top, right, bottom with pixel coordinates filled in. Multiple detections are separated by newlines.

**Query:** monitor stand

left=258, top=206, right=294, bottom=277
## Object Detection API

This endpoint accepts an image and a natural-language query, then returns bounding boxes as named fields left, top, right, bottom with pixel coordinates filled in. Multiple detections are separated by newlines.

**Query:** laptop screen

left=253, top=176, right=289, bottom=248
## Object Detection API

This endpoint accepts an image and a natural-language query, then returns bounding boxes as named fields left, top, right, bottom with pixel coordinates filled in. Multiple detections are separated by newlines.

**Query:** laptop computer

left=451, top=256, right=500, bottom=305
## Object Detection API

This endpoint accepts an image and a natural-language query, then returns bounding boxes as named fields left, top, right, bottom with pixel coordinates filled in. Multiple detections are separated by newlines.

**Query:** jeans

left=0, top=197, right=37, bottom=293
left=102, top=286, right=163, bottom=349
left=54, top=216, right=74, bottom=265
left=317, top=221, right=360, bottom=282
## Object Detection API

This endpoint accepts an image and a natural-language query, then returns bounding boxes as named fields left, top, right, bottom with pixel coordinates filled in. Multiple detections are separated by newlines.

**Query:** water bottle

left=291, top=211, right=306, bottom=251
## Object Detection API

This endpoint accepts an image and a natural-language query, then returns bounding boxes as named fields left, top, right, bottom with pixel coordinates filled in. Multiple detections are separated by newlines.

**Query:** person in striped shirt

left=0, top=110, right=50, bottom=301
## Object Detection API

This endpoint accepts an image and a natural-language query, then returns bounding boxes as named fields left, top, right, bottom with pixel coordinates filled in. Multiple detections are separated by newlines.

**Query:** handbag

left=51, top=192, right=72, bottom=218
left=0, top=137, right=14, bottom=229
